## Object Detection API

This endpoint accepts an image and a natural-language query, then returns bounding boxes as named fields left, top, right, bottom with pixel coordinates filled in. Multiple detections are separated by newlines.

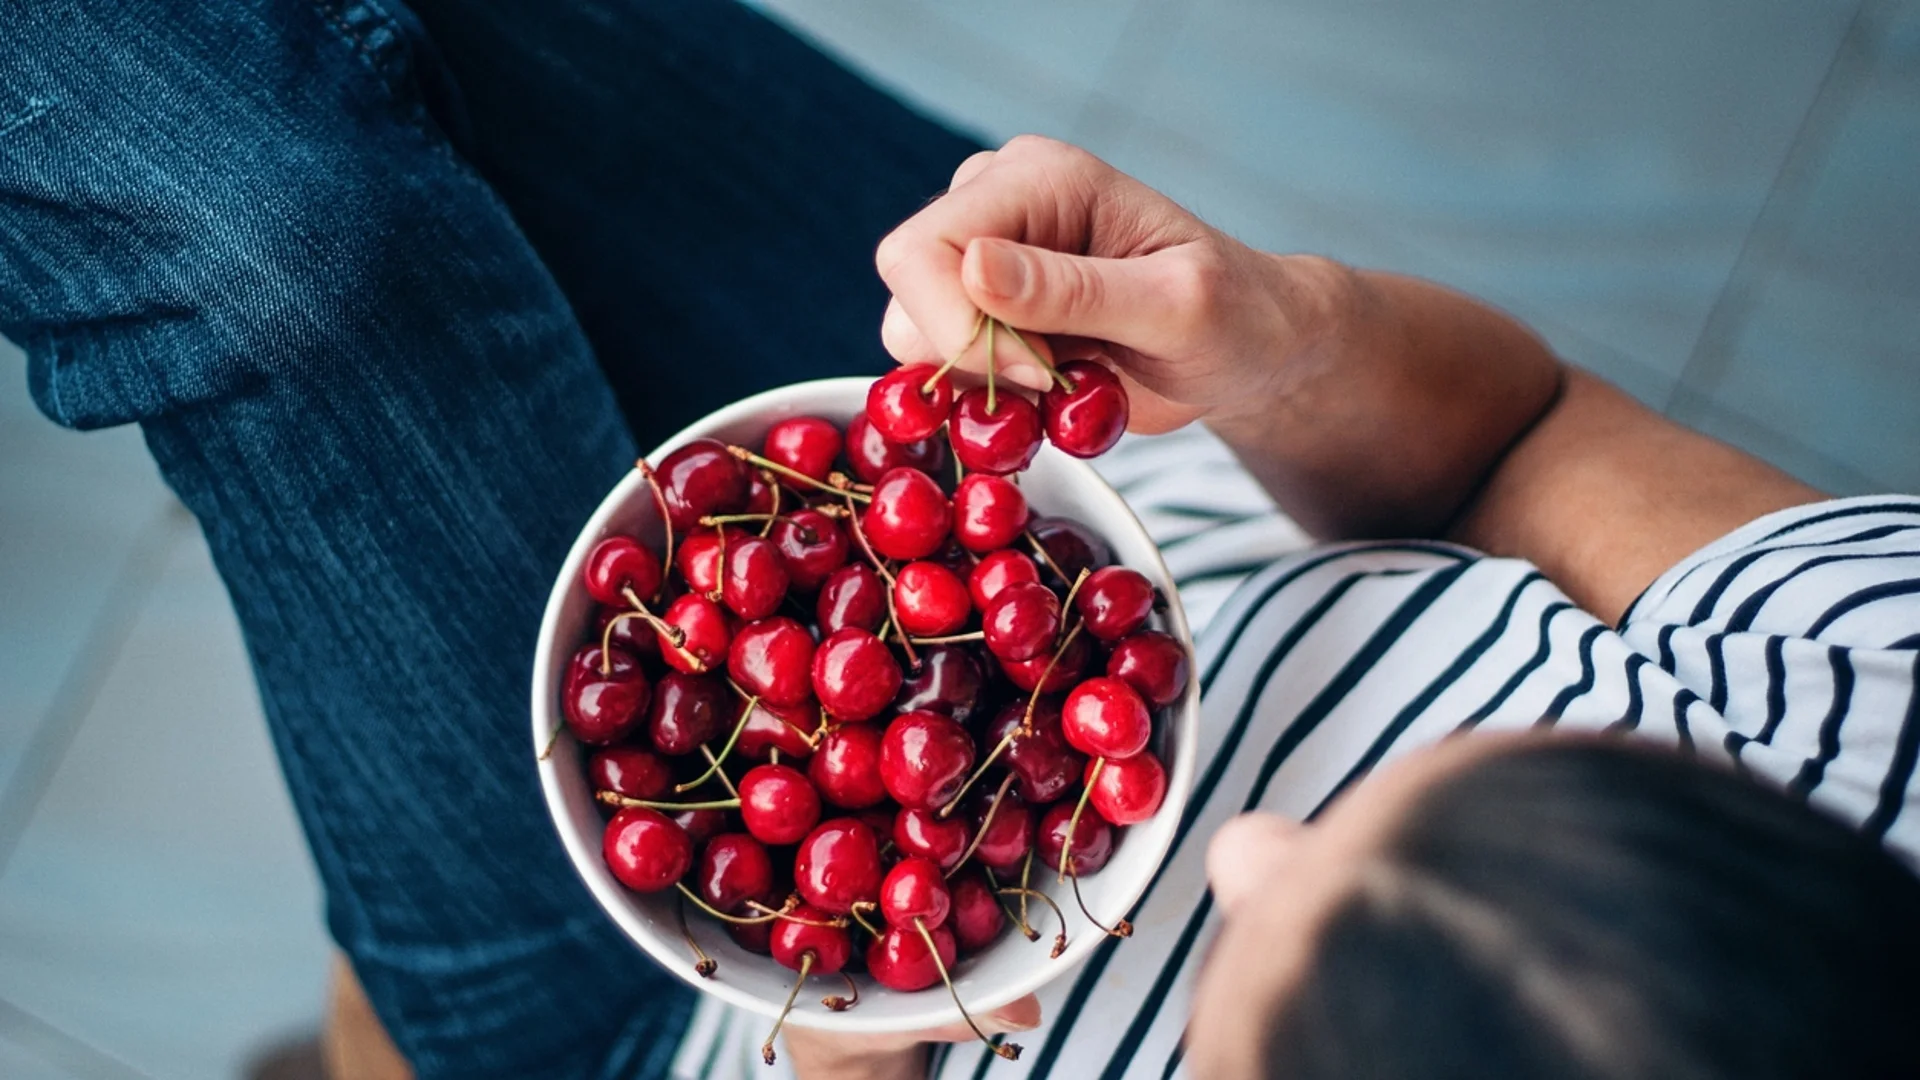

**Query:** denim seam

left=0, top=96, right=56, bottom=140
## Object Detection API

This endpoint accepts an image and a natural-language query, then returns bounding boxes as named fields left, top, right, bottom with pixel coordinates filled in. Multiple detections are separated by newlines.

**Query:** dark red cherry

left=880, top=856, right=952, bottom=928
left=770, top=509, right=849, bottom=592
left=1041, top=359, right=1129, bottom=458
left=672, top=806, right=731, bottom=845
left=811, top=628, right=903, bottom=722
left=949, top=387, right=1043, bottom=475
left=793, top=817, right=885, bottom=914
left=656, top=438, right=750, bottom=531
left=815, top=563, right=887, bottom=635
left=968, top=549, right=1041, bottom=610
left=583, top=536, right=664, bottom=606
left=867, top=364, right=956, bottom=443
left=949, top=872, right=1007, bottom=953
left=728, top=908, right=775, bottom=955
left=982, top=581, right=1061, bottom=663
left=892, top=561, right=971, bottom=637
left=727, top=617, right=816, bottom=708
left=597, top=605, right=660, bottom=658
left=998, top=629, right=1090, bottom=693
left=762, top=416, right=844, bottom=483
left=867, top=922, right=956, bottom=992
left=929, top=536, right=977, bottom=579
left=564, top=644, right=652, bottom=745
left=984, top=699, right=1085, bottom=805
left=736, top=698, right=818, bottom=763
left=744, top=468, right=777, bottom=515
left=1036, top=801, right=1114, bottom=876
left=880, top=711, right=975, bottom=811
left=1088, top=751, right=1167, bottom=825
left=966, top=789, right=1035, bottom=872
left=771, top=903, right=854, bottom=975
left=676, top=526, right=744, bottom=599
left=893, top=806, right=972, bottom=871
left=845, top=411, right=949, bottom=484
left=720, top=536, right=790, bottom=621
left=1062, top=676, right=1152, bottom=760
left=738, top=763, right=822, bottom=845
left=647, top=671, right=729, bottom=755
left=808, top=722, right=888, bottom=809
left=1028, top=516, right=1112, bottom=587
left=950, top=474, right=1029, bottom=553
left=893, top=645, right=986, bottom=724
left=603, top=807, right=693, bottom=893
left=1077, top=566, right=1155, bottom=641
left=696, top=832, right=775, bottom=914
left=1107, top=631, right=1190, bottom=708
left=658, top=593, right=731, bottom=674
left=862, top=467, right=952, bottom=561
left=589, top=746, right=673, bottom=800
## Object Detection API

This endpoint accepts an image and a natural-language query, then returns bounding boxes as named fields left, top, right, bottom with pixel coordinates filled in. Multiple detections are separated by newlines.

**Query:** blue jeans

left=0, top=2, right=976, bottom=1075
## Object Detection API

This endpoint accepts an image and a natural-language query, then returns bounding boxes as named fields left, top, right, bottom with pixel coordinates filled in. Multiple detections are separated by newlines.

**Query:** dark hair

left=1262, top=739, right=1920, bottom=1080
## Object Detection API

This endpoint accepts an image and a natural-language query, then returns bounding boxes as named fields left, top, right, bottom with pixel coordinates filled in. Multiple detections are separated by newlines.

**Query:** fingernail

left=974, top=241, right=1028, bottom=299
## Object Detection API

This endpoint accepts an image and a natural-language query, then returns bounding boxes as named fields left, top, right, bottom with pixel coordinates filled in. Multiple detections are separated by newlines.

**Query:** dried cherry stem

left=1069, top=869, right=1132, bottom=939
left=984, top=868, right=1041, bottom=941
left=1058, top=759, right=1104, bottom=885
left=674, top=897, right=718, bottom=978
left=675, top=882, right=785, bottom=926
left=759, top=472, right=781, bottom=536
left=698, top=745, right=741, bottom=798
left=620, top=586, right=706, bottom=672
left=747, top=901, right=849, bottom=929
left=921, top=310, right=988, bottom=395
left=726, top=445, right=870, bottom=503
left=597, top=791, right=740, bottom=812
left=762, top=950, right=815, bottom=1066
left=915, top=918, right=1021, bottom=1061
left=821, top=972, right=861, bottom=1012
left=996, top=888, right=1070, bottom=959
left=636, top=459, right=674, bottom=593
left=847, top=901, right=882, bottom=937
left=999, top=321, right=1077, bottom=393
left=909, top=630, right=985, bottom=646
left=949, top=773, right=1018, bottom=869
left=675, top=694, right=758, bottom=792
left=1023, top=530, right=1071, bottom=585
left=1019, top=621, right=1086, bottom=732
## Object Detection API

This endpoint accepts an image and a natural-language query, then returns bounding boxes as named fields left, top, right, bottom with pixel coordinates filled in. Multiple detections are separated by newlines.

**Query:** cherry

left=893, top=806, right=972, bottom=871
left=658, top=593, right=731, bottom=674
left=999, top=629, right=1091, bottom=693
left=880, top=856, right=952, bottom=928
left=880, top=711, right=976, bottom=811
left=603, top=807, right=693, bottom=893
left=1107, top=630, right=1190, bottom=708
left=966, top=789, right=1035, bottom=872
left=656, top=438, right=750, bottom=531
left=867, top=364, right=955, bottom=443
left=845, top=410, right=948, bottom=484
left=861, top=467, right=952, bottom=561
left=892, top=561, right=972, bottom=637
left=589, top=746, right=672, bottom=800
left=762, top=416, right=844, bottom=482
left=929, top=537, right=977, bottom=580
left=950, top=387, right=1042, bottom=475
left=811, top=628, right=903, bottom=722
left=672, top=806, right=731, bottom=845
left=1036, top=801, right=1114, bottom=876
left=894, top=644, right=987, bottom=724
left=563, top=644, right=652, bottom=745
left=950, top=474, right=1029, bottom=552
left=583, top=536, right=664, bottom=606
left=968, top=549, right=1041, bottom=610
left=984, top=699, right=1085, bottom=804
left=720, top=535, right=790, bottom=621
left=770, top=508, right=849, bottom=591
left=982, top=581, right=1061, bottom=662
left=794, top=817, right=885, bottom=914
left=1062, top=676, right=1152, bottom=760
left=647, top=671, right=729, bottom=755
left=815, top=564, right=887, bottom=635
left=1041, top=360, right=1129, bottom=458
left=769, top=904, right=854, bottom=976
left=596, top=605, right=660, bottom=658
left=744, top=468, right=777, bottom=515
left=866, top=921, right=956, bottom=992
left=737, top=698, right=818, bottom=763
left=1076, top=566, right=1155, bottom=641
left=696, top=832, right=775, bottom=914
left=1029, top=516, right=1111, bottom=586
left=949, top=872, right=1007, bottom=953
left=739, top=763, right=822, bottom=845
left=727, top=617, right=816, bottom=708
left=675, top=526, right=743, bottom=598
left=808, top=722, right=888, bottom=809
left=728, top=911, right=775, bottom=955
left=1087, top=752, right=1167, bottom=825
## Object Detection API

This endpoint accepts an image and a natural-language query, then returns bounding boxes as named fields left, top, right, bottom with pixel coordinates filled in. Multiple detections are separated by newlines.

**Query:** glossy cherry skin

left=719, top=535, right=790, bottom=621
left=762, top=416, right=844, bottom=482
left=1062, top=676, right=1153, bottom=760
left=984, top=699, right=1086, bottom=805
left=811, top=628, right=903, bottom=722
left=658, top=593, right=731, bottom=674
left=867, top=922, right=957, bottom=991
left=728, top=911, right=775, bottom=955
left=1088, top=751, right=1167, bottom=825
left=596, top=604, right=660, bottom=659
left=1077, top=566, right=1155, bottom=641
left=1036, top=801, right=1115, bottom=875
left=675, top=526, right=740, bottom=599
left=892, top=560, right=971, bottom=637
left=563, top=644, right=652, bottom=745
left=1042, top=359, right=1130, bottom=458
left=583, top=536, right=664, bottom=606
left=949, top=387, right=1043, bottom=475
left=1107, top=630, right=1190, bottom=708
left=880, top=711, right=976, bottom=811
left=815, top=563, right=887, bottom=635
left=770, top=508, right=849, bottom=592
left=793, top=817, right=885, bottom=914
left=808, top=722, right=888, bottom=809
left=727, top=616, right=816, bottom=708
left=998, top=629, right=1090, bottom=693
left=982, top=581, right=1061, bottom=663
left=744, top=468, right=777, bottom=516
left=647, top=671, right=729, bottom=755
left=771, top=904, right=854, bottom=975
left=696, top=832, right=775, bottom=914
left=603, top=808, right=693, bottom=893
left=738, top=763, right=822, bottom=846
left=893, top=806, right=972, bottom=871
left=1028, top=516, right=1112, bottom=586
left=893, top=644, right=987, bottom=724
left=672, top=806, right=731, bottom=845
left=880, top=856, right=952, bottom=928
left=867, top=364, right=956, bottom=443
left=966, top=789, right=1035, bottom=872
left=845, top=411, right=949, bottom=484
left=968, top=549, right=1041, bottom=610
left=949, top=872, right=1007, bottom=953
left=736, top=698, right=817, bottom=763
left=862, top=467, right=952, bottom=561
left=589, top=746, right=673, bottom=800
left=656, top=438, right=750, bottom=531
left=950, top=473, right=1029, bottom=552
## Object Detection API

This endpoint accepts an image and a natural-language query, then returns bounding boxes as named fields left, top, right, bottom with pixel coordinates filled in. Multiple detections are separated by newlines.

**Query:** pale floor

left=2, top=0, right=1915, bottom=1075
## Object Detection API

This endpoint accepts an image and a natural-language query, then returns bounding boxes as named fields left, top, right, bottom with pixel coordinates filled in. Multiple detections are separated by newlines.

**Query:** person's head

left=1188, top=734, right=1920, bottom=1080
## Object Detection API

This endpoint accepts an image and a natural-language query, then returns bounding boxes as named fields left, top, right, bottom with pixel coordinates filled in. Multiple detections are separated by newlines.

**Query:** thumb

left=962, top=237, right=1200, bottom=355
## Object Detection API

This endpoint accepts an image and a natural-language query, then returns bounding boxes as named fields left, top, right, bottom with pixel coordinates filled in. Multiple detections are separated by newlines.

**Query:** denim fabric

left=0, top=2, right=976, bottom=1076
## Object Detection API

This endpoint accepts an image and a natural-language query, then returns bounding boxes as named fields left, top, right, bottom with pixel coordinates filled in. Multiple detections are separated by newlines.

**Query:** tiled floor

left=2, top=0, right=1915, bottom=1075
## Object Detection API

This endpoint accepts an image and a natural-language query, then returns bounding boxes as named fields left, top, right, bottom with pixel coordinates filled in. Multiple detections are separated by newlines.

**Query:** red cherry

left=727, top=617, right=816, bottom=708
left=563, top=644, right=652, bottom=745
left=811, top=628, right=903, bottom=722
left=867, top=922, right=957, bottom=992
left=771, top=903, right=854, bottom=975
left=928, top=536, right=977, bottom=580
left=656, top=438, right=750, bottom=531
left=867, top=364, right=955, bottom=443
left=880, top=856, right=952, bottom=928
left=657, top=593, right=731, bottom=674
left=892, top=561, right=972, bottom=637
left=744, top=469, right=777, bottom=516
left=881, top=711, right=976, bottom=811
left=968, top=549, right=1041, bottom=610
left=672, top=806, right=731, bottom=845
left=998, top=630, right=1090, bottom=693
left=1042, top=360, right=1129, bottom=458
left=815, top=563, right=887, bottom=635
left=845, top=411, right=949, bottom=484
left=861, top=467, right=952, bottom=561
left=647, top=671, right=729, bottom=755
left=696, top=832, right=775, bottom=914
left=808, top=722, right=888, bottom=809
left=949, top=872, right=1007, bottom=953
left=736, top=698, right=818, bottom=763
left=1036, top=801, right=1115, bottom=876
left=720, top=536, right=791, bottom=621
left=675, top=526, right=735, bottom=598
left=893, top=806, right=972, bottom=871
left=1087, top=751, right=1167, bottom=825
left=762, top=416, right=844, bottom=482
left=738, top=763, right=822, bottom=845
left=583, top=536, right=664, bottom=606
left=894, top=644, right=987, bottom=724
left=1107, top=631, right=1190, bottom=708
left=983, top=699, right=1085, bottom=804
left=770, top=508, right=849, bottom=592
left=950, top=474, right=1029, bottom=552
left=1028, top=516, right=1111, bottom=586
left=950, top=387, right=1043, bottom=475
left=1061, top=676, right=1152, bottom=760
left=966, top=790, right=1035, bottom=872
left=1076, top=566, right=1155, bottom=641
left=589, top=746, right=672, bottom=800
left=597, top=605, right=660, bottom=658
left=982, top=581, right=1061, bottom=663
left=794, top=817, right=885, bottom=914
left=603, top=807, right=693, bottom=893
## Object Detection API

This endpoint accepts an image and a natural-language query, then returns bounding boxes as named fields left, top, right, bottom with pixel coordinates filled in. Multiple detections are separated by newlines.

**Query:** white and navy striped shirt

left=673, top=428, right=1920, bottom=1080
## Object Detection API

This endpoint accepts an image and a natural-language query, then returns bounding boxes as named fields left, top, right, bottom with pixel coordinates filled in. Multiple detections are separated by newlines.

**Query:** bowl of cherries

left=531, top=341, right=1197, bottom=1063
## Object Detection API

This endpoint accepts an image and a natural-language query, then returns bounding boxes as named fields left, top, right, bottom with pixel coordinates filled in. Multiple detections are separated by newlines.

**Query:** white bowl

left=530, top=377, right=1200, bottom=1033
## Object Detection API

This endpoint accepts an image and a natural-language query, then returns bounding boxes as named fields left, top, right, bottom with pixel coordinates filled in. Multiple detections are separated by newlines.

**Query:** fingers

left=920, top=993, right=1044, bottom=1043
left=950, top=149, right=997, bottom=189
left=880, top=298, right=944, bottom=366
left=961, top=239, right=1220, bottom=361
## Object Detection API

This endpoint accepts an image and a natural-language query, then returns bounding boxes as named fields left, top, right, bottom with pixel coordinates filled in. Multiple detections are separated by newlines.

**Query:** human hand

left=779, top=993, right=1041, bottom=1080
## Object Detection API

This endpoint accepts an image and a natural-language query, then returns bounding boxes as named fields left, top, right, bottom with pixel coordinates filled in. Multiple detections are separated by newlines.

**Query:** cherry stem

left=1057, top=568, right=1092, bottom=632
left=996, top=887, right=1071, bottom=959
left=760, top=472, right=781, bottom=537
left=1019, top=847, right=1035, bottom=930
left=984, top=317, right=998, bottom=416
left=747, top=901, right=850, bottom=929
left=699, top=513, right=784, bottom=527
left=999, top=321, right=1077, bottom=393
left=538, top=720, right=565, bottom=762
left=600, top=608, right=662, bottom=673
left=908, top=630, right=986, bottom=646
left=1058, top=758, right=1104, bottom=885
left=937, top=728, right=1016, bottom=819
left=921, top=310, right=988, bottom=396
left=674, top=694, right=758, bottom=793
left=698, top=745, right=741, bottom=799
left=1020, top=620, right=1086, bottom=732
left=596, top=791, right=740, bottom=812
left=727, top=445, right=870, bottom=503
left=984, top=868, right=1041, bottom=941
left=949, top=772, right=1018, bottom=871
left=762, top=950, right=815, bottom=1066
left=821, top=971, right=861, bottom=1011
left=620, top=587, right=706, bottom=672
left=1023, top=530, right=1072, bottom=585
left=636, top=460, right=673, bottom=595
left=1069, top=868, right=1133, bottom=939
left=845, top=494, right=918, bottom=669
left=675, top=882, right=785, bottom=926
left=674, top=896, right=718, bottom=979
left=847, top=901, right=882, bottom=938
left=916, top=917, right=1021, bottom=1060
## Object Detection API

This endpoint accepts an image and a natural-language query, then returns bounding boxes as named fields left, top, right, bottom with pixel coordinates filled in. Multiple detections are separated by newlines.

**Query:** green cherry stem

left=999, top=321, right=1077, bottom=393
left=596, top=791, right=740, bottom=812
left=1058, top=758, right=1104, bottom=885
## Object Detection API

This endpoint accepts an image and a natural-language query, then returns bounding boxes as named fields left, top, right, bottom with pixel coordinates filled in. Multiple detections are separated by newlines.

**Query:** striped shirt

left=672, top=428, right=1920, bottom=1080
